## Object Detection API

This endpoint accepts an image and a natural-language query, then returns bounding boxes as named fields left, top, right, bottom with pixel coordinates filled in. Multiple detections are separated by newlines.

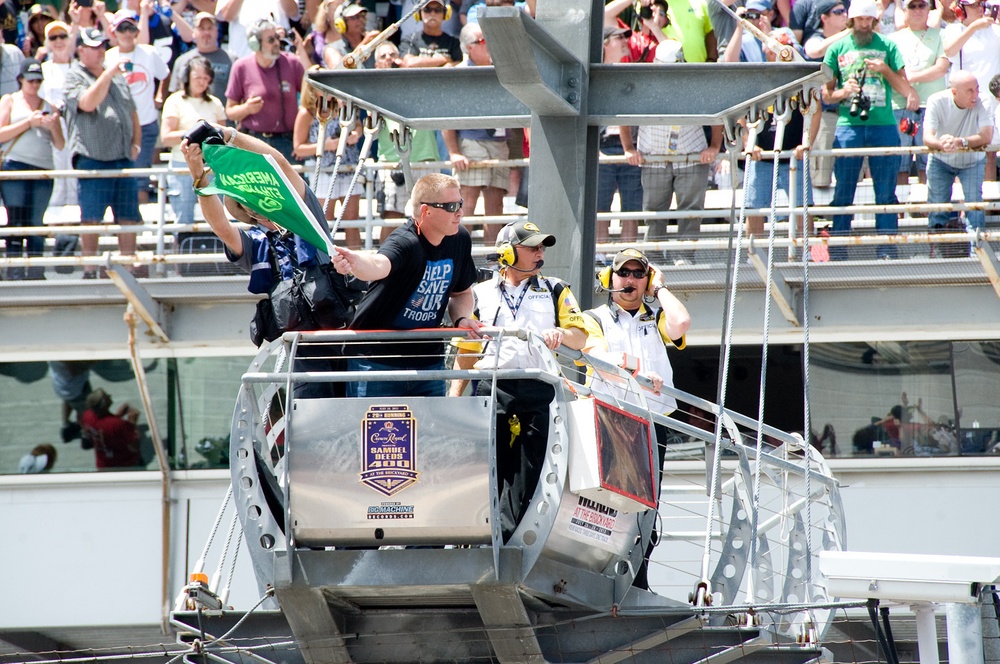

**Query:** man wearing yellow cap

left=583, top=247, right=690, bottom=588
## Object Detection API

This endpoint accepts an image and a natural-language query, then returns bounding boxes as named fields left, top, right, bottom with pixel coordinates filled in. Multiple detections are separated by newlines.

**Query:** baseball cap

left=341, top=0, right=367, bottom=16
left=20, top=58, right=43, bottom=81
left=746, top=0, right=772, bottom=12
left=603, top=26, right=632, bottom=40
left=111, top=9, right=139, bottom=29
left=496, top=221, right=556, bottom=249
left=848, top=0, right=879, bottom=18
left=194, top=11, right=217, bottom=25
left=815, top=0, right=843, bottom=14
left=611, top=249, right=650, bottom=272
left=78, top=27, right=110, bottom=48
left=28, top=4, right=57, bottom=23
left=86, top=388, right=110, bottom=410
left=44, top=19, right=69, bottom=40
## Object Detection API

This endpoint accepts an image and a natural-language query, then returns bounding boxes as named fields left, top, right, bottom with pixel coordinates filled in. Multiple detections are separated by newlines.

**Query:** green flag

left=197, top=144, right=335, bottom=255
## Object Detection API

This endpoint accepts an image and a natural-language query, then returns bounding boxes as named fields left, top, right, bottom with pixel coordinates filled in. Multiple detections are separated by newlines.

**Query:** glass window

left=0, top=356, right=252, bottom=475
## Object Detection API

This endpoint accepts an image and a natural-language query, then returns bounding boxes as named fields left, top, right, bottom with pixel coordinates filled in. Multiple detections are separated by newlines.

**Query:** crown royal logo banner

left=360, top=405, right=419, bottom=496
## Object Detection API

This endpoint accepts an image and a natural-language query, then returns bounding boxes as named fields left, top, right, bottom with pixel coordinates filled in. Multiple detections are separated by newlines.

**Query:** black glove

left=184, top=120, right=226, bottom=147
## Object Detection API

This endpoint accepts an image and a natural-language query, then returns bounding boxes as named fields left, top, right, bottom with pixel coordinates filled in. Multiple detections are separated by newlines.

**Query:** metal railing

left=1, top=144, right=998, bottom=276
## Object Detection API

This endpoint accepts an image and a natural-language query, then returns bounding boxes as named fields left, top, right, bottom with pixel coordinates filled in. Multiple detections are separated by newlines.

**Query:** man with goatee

left=822, top=0, right=919, bottom=259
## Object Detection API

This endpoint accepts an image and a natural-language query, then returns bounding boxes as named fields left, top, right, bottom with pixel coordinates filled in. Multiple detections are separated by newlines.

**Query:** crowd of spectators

left=2, top=0, right=1000, bottom=279
left=601, top=0, right=1000, bottom=263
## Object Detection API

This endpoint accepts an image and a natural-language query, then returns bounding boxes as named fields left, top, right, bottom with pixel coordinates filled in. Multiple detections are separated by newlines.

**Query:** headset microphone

left=505, top=260, right=544, bottom=272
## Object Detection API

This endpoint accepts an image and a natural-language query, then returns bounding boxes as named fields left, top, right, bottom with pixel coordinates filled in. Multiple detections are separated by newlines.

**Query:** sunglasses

left=116, top=24, right=139, bottom=33
left=615, top=267, right=648, bottom=279
left=423, top=199, right=463, bottom=213
left=829, top=7, right=847, bottom=13
left=470, top=37, right=486, bottom=45
left=422, top=5, right=446, bottom=13
left=49, top=32, right=69, bottom=40
left=907, top=2, right=928, bottom=7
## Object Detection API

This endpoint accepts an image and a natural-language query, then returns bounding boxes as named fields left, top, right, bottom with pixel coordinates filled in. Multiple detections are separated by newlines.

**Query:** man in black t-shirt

left=400, top=0, right=463, bottom=67
left=739, top=30, right=820, bottom=237
left=332, top=173, right=482, bottom=397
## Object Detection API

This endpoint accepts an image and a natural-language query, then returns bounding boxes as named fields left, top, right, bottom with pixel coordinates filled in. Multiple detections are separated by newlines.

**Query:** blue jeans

left=927, top=156, right=985, bottom=230
left=0, top=159, right=52, bottom=262
left=136, top=120, right=159, bottom=195
left=597, top=140, right=643, bottom=212
left=894, top=108, right=926, bottom=174
left=168, top=159, right=196, bottom=225
left=744, top=158, right=814, bottom=208
left=346, top=358, right=446, bottom=398
left=831, top=124, right=900, bottom=259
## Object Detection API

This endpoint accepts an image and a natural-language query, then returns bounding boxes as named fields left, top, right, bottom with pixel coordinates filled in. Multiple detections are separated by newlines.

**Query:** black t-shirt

left=401, top=30, right=463, bottom=64
left=351, top=220, right=476, bottom=364
left=0, top=0, right=18, bottom=46
left=757, top=109, right=806, bottom=157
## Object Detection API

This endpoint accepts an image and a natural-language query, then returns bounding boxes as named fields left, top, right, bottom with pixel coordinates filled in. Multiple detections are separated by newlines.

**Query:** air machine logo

left=360, top=405, right=419, bottom=496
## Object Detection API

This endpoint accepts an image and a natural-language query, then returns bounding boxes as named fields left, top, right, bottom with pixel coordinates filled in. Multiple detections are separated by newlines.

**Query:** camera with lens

left=281, top=37, right=295, bottom=52
left=183, top=120, right=226, bottom=147
left=987, top=1, right=1000, bottom=20
left=848, top=70, right=871, bottom=121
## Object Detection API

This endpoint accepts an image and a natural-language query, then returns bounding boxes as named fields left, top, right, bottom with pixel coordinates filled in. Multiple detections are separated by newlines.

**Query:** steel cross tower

left=308, top=0, right=828, bottom=306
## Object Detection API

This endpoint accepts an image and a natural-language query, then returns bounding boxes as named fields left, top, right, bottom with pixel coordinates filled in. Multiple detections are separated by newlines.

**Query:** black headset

left=415, top=1, right=453, bottom=22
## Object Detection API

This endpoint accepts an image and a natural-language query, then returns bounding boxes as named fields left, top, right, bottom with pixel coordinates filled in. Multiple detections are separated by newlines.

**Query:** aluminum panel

left=289, top=397, right=493, bottom=546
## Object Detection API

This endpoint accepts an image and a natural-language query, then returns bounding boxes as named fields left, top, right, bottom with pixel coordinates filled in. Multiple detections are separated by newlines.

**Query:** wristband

left=226, top=128, right=238, bottom=145
left=454, top=316, right=467, bottom=328
left=653, top=285, right=666, bottom=298
left=961, top=137, right=969, bottom=149
left=192, top=170, right=210, bottom=189
left=132, top=144, right=141, bottom=155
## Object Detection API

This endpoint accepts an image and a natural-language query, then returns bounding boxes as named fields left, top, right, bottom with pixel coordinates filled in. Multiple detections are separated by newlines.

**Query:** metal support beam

left=273, top=586, right=352, bottom=664
left=973, top=239, right=1000, bottom=302
left=747, top=249, right=800, bottom=327
left=583, top=615, right=703, bottom=664
left=512, top=0, right=599, bottom=306
left=479, top=7, right=583, bottom=116
left=470, top=585, right=545, bottom=663
left=690, top=634, right=773, bottom=664
left=587, top=63, right=829, bottom=126
left=308, top=67, right=530, bottom=130
left=107, top=264, right=170, bottom=343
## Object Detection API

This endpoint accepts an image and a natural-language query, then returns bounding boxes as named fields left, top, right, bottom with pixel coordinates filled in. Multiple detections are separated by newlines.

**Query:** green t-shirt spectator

left=378, top=120, right=440, bottom=163
left=662, top=0, right=715, bottom=63
left=824, top=33, right=906, bottom=126
left=887, top=27, right=946, bottom=111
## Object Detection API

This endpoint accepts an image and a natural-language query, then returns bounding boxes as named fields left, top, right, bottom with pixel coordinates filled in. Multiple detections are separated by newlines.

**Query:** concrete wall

left=0, top=471, right=259, bottom=629
left=3, top=458, right=999, bottom=629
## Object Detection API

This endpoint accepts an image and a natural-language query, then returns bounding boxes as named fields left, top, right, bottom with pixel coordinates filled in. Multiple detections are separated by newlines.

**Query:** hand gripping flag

left=196, top=144, right=336, bottom=256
